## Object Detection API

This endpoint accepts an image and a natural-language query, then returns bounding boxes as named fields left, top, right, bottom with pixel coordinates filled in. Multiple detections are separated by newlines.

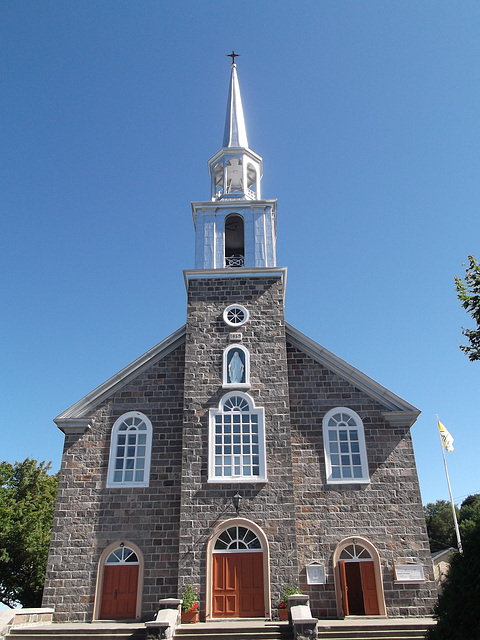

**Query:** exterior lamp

left=233, top=492, right=242, bottom=514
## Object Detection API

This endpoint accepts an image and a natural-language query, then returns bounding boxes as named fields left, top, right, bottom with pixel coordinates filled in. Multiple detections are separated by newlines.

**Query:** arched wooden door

left=212, top=525, right=264, bottom=618
left=100, top=546, right=139, bottom=620
left=337, top=543, right=380, bottom=616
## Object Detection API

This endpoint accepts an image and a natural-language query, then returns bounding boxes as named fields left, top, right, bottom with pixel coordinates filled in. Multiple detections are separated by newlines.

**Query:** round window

left=223, top=305, right=249, bottom=327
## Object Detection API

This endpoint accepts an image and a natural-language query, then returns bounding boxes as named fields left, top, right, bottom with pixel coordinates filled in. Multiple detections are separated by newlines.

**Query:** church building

left=43, top=58, right=437, bottom=623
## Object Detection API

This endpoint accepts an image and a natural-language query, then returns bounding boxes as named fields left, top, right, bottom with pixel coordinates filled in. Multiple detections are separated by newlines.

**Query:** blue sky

left=1, top=1, right=479, bottom=507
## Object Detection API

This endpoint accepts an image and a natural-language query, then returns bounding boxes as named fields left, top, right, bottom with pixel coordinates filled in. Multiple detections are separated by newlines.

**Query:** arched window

left=214, top=526, right=262, bottom=551
left=323, top=408, right=369, bottom=484
left=223, top=345, right=250, bottom=388
left=107, top=412, right=152, bottom=487
left=225, top=158, right=243, bottom=193
left=225, top=214, right=245, bottom=267
left=209, top=392, right=266, bottom=483
left=246, top=163, right=257, bottom=197
left=213, top=162, right=224, bottom=198
left=106, top=546, right=140, bottom=564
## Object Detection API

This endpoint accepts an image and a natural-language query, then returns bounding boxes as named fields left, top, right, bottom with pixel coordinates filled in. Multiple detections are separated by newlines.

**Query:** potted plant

left=278, top=583, right=302, bottom=621
left=181, top=585, right=199, bottom=623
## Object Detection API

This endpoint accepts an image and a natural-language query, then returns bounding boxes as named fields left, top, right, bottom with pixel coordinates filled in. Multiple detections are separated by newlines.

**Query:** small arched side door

left=336, top=540, right=383, bottom=616
left=99, top=546, right=140, bottom=620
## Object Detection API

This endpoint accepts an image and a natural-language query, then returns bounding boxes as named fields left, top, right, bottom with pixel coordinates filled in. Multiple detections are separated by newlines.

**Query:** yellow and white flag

left=438, top=419, right=454, bottom=452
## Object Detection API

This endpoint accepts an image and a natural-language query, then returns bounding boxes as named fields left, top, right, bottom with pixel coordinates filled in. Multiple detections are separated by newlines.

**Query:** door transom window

left=339, top=543, right=372, bottom=561
left=214, top=526, right=262, bottom=551
left=105, top=547, right=139, bottom=564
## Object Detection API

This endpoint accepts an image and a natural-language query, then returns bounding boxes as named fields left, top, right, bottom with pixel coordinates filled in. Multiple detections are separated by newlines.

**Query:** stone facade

left=43, top=284, right=437, bottom=621
left=43, top=59, right=437, bottom=626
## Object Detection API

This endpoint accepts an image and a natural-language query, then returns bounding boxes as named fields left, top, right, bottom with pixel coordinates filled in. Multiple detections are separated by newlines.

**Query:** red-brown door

left=360, top=562, right=380, bottom=615
left=338, top=560, right=379, bottom=617
left=338, top=560, right=349, bottom=616
left=100, top=565, right=139, bottom=619
left=213, top=553, right=264, bottom=618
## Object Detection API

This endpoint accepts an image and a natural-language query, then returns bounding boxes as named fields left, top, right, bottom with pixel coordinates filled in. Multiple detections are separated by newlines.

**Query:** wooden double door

left=100, top=565, right=138, bottom=620
left=213, top=552, right=264, bottom=618
left=338, top=560, right=379, bottom=616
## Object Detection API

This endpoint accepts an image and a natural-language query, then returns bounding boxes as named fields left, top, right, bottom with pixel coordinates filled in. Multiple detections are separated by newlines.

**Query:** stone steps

left=315, top=620, right=435, bottom=640
left=176, top=622, right=293, bottom=640
left=6, top=619, right=435, bottom=640
left=7, top=624, right=146, bottom=640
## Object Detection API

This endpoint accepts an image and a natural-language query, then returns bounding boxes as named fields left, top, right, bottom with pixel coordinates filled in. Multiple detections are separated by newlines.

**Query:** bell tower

left=180, top=55, right=297, bottom=618
left=192, top=56, right=277, bottom=270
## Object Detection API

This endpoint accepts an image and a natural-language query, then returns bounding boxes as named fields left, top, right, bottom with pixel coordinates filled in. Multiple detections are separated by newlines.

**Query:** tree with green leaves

left=0, top=459, right=58, bottom=608
left=424, top=499, right=456, bottom=553
left=455, top=255, right=480, bottom=360
left=427, top=512, right=480, bottom=640
left=424, top=494, right=480, bottom=553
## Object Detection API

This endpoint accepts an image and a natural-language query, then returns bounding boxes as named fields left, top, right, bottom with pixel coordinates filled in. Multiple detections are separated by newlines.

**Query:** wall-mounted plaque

left=394, top=564, right=425, bottom=583
left=306, top=562, right=326, bottom=585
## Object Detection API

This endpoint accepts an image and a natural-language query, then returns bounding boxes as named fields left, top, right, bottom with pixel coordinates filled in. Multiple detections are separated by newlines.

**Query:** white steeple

left=191, top=54, right=277, bottom=270
left=222, top=60, right=249, bottom=148
left=207, top=54, right=263, bottom=202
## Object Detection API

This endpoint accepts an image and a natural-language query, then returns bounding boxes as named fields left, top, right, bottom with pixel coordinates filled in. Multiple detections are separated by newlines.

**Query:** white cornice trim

left=285, top=323, right=420, bottom=422
left=191, top=199, right=277, bottom=212
left=54, top=325, right=186, bottom=428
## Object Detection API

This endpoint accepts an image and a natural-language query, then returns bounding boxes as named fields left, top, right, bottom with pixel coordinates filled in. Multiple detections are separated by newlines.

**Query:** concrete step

left=176, top=622, right=293, bottom=640
left=316, top=620, right=435, bottom=640
left=7, top=620, right=435, bottom=640
left=8, top=624, right=146, bottom=640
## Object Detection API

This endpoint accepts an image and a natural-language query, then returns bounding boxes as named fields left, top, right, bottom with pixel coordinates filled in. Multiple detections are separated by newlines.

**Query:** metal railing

left=225, top=255, right=245, bottom=268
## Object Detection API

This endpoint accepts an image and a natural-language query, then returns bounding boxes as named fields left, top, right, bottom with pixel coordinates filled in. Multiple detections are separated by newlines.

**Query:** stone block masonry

left=287, top=341, right=437, bottom=618
left=43, top=344, right=186, bottom=622
left=179, top=273, right=299, bottom=617
left=42, top=269, right=437, bottom=621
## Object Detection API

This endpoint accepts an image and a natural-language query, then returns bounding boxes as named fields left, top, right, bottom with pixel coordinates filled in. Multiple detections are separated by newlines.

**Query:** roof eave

left=54, top=325, right=186, bottom=428
left=285, top=322, right=420, bottom=422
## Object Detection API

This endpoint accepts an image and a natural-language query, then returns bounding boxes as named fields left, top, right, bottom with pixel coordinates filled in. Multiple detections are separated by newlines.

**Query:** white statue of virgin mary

left=228, top=350, right=245, bottom=384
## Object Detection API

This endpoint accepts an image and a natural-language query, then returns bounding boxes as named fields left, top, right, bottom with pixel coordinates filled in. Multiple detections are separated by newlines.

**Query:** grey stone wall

left=43, top=344, right=185, bottom=622
left=43, top=274, right=436, bottom=623
left=286, top=341, right=437, bottom=618
left=179, top=274, right=299, bottom=615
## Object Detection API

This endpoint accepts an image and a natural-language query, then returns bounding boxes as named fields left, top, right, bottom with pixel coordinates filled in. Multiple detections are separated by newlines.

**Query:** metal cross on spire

left=227, top=51, right=240, bottom=65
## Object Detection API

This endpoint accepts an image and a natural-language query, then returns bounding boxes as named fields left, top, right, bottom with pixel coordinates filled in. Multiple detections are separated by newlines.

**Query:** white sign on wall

left=394, top=564, right=425, bottom=583
left=306, top=562, right=326, bottom=585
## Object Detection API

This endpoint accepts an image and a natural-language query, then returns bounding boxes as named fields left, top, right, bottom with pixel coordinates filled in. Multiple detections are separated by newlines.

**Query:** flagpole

left=436, top=415, right=463, bottom=555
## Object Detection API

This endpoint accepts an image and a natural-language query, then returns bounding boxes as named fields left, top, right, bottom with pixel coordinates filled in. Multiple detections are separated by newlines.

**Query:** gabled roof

left=431, top=547, right=457, bottom=561
left=285, top=323, right=420, bottom=427
left=54, top=325, right=186, bottom=434
left=54, top=321, right=419, bottom=434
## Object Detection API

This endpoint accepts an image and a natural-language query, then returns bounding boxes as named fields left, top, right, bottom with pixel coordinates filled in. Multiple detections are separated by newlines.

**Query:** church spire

left=223, top=54, right=248, bottom=148
left=193, top=56, right=277, bottom=271
left=207, top=55, right=263, bottom=202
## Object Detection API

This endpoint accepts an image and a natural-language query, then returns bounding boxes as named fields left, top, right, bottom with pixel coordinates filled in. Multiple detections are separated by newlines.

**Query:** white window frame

left=222, top=344, right=250, bottom=389
left=107, top=411, right=153, bottom=488
left=208, top=392, right=267, bottom=483
left=323, top=407, right=370, bottom=485
left=223, top=304, right=249, bottom=327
